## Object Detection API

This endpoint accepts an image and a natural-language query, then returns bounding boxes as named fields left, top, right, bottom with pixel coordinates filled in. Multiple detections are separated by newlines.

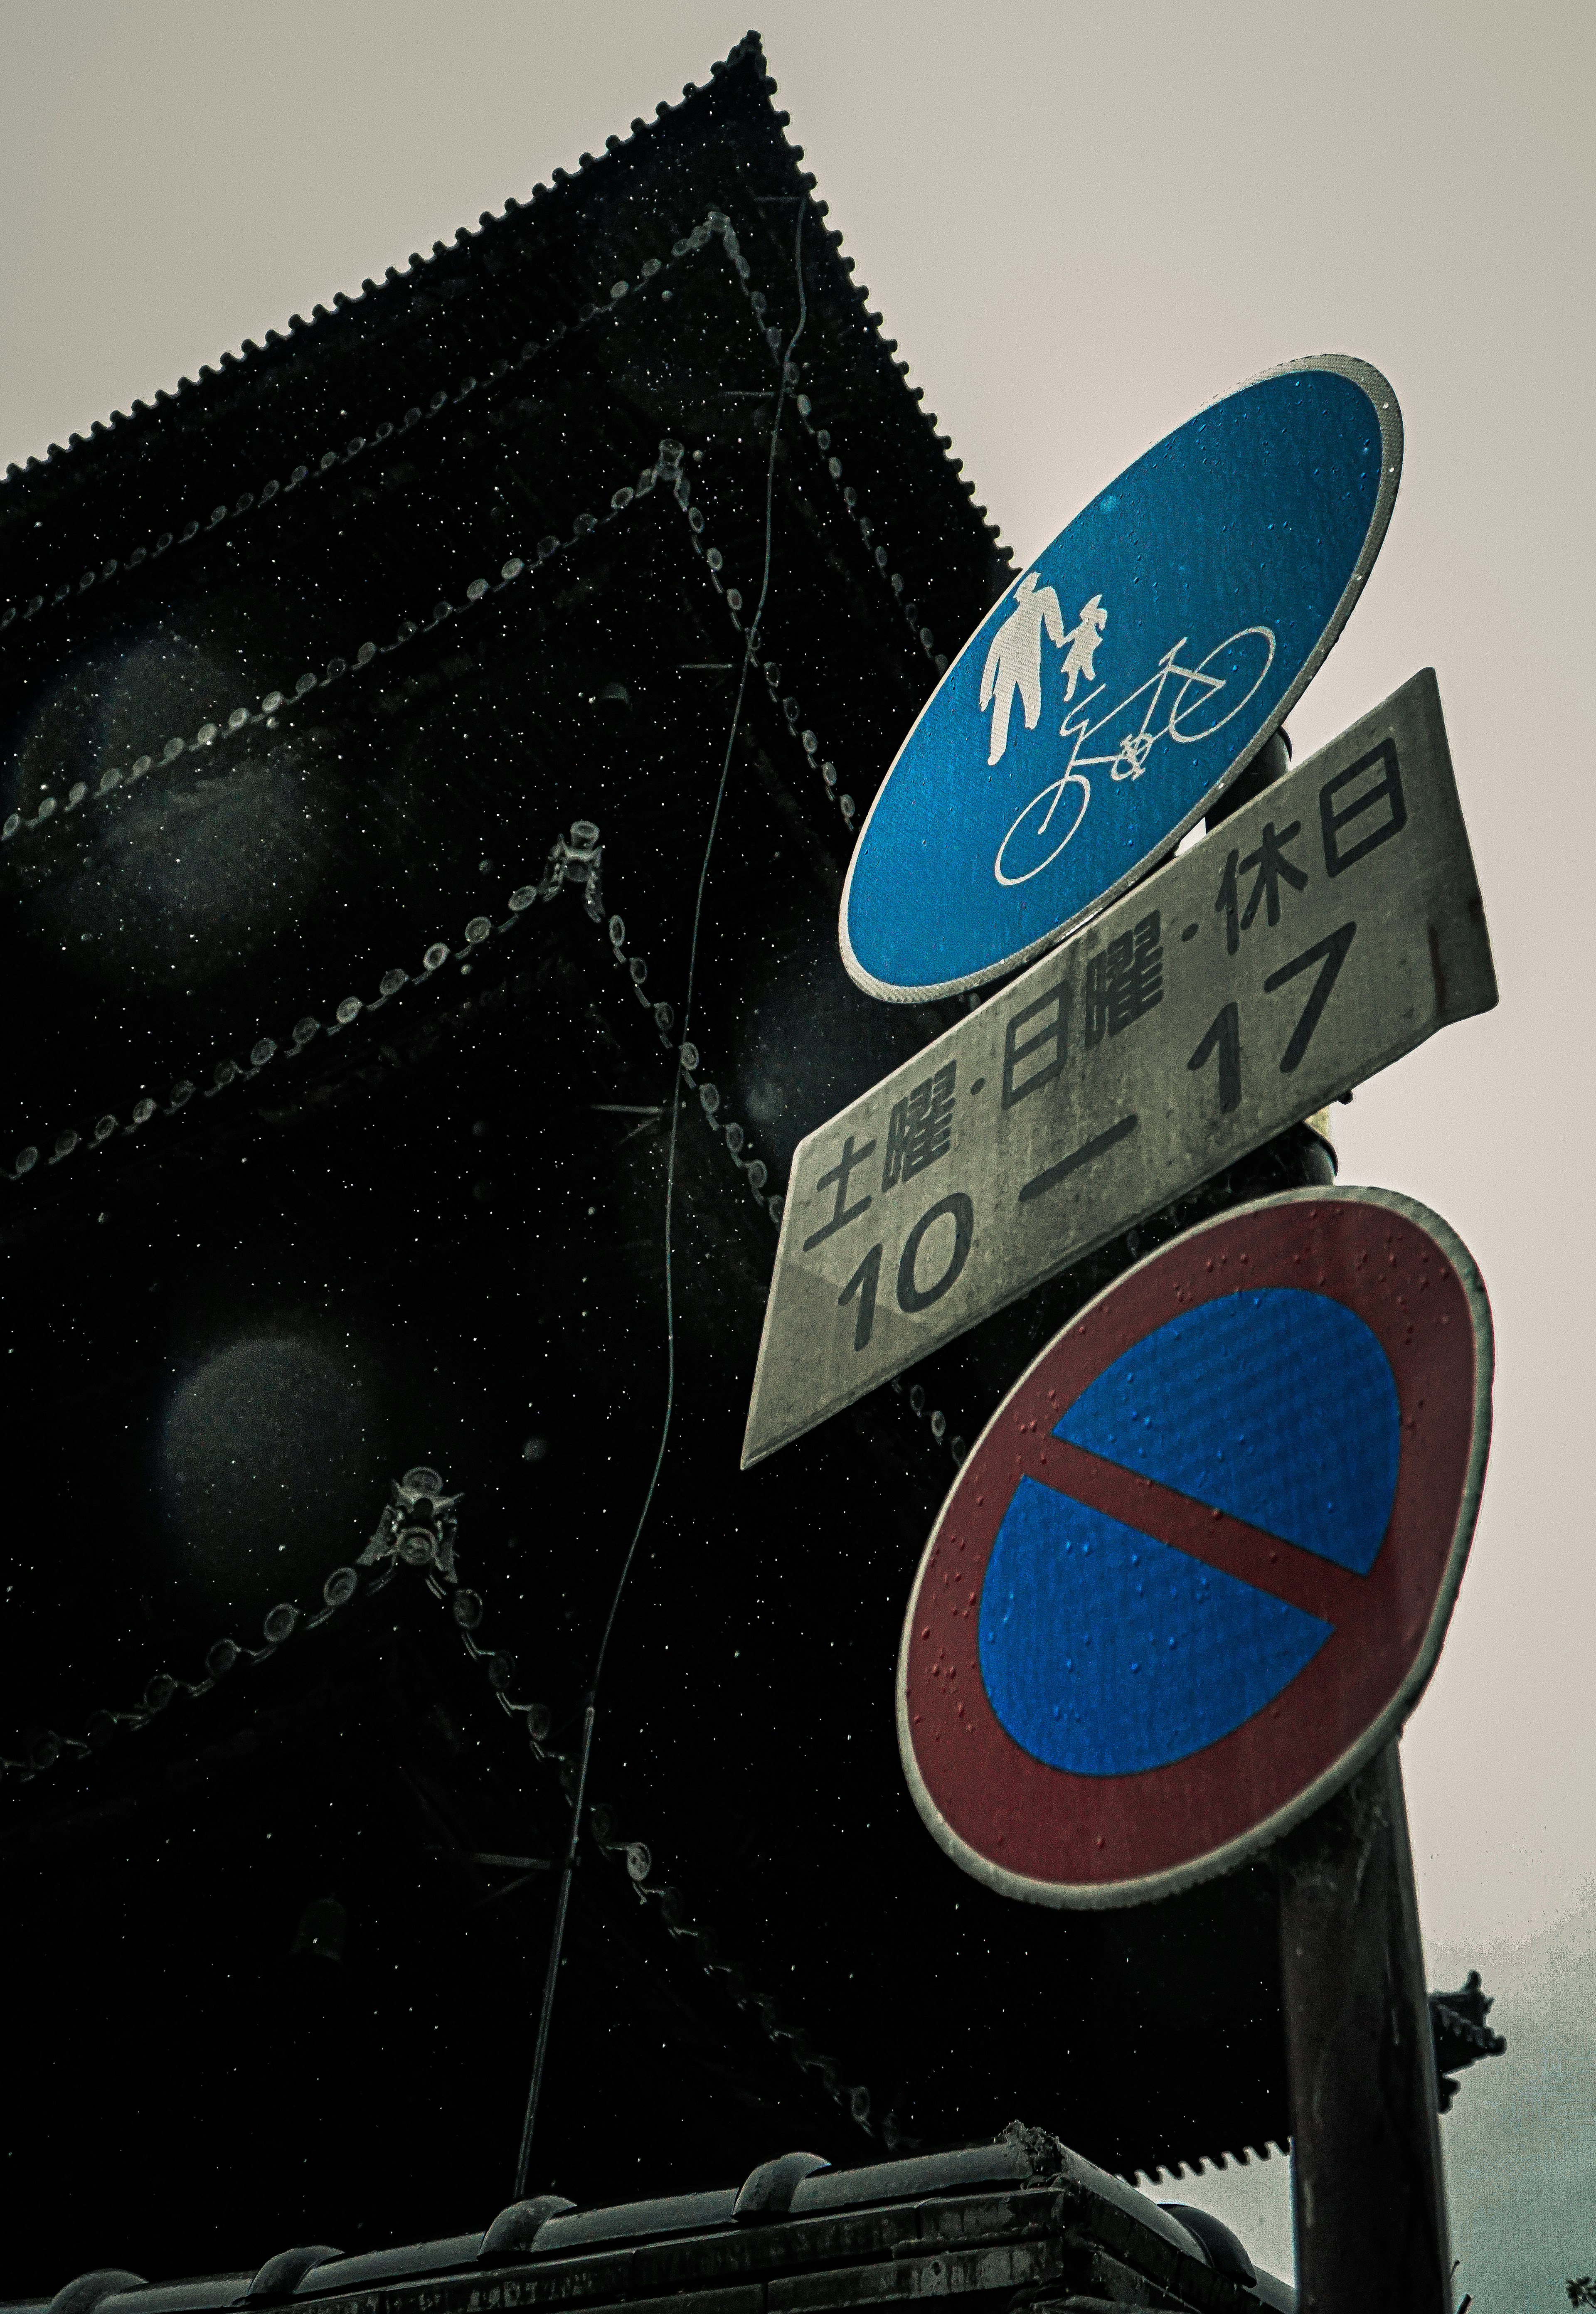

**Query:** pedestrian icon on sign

left=979, top=571, right=1066, bottom=765
left=1060, top=593, right=1108, bottom=703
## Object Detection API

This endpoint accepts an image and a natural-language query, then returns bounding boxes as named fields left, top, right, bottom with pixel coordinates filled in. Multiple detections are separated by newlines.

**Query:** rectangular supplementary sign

left=742, top=667, right=1497, bottom=1467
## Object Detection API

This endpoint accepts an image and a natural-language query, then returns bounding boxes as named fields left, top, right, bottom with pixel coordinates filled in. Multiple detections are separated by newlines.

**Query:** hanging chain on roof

left=421, top=1522, right=913, bottom=2155
left=0, top=1494, right=414, bottom=1788
left=0, top=794, right=969, bottom=1467
left=0, top=428, right=854, bottom=1187
left=0, top=199, right=979, bottom=856
left=0, top=1454, right=907, bottom=2150
left=0, top=212, right=753, bottom=645
left=0, top=825, right=598, bottom=1187
left=597, top=881, right=967, bottom=1471
left=0, top=182, right=995, bottom=1190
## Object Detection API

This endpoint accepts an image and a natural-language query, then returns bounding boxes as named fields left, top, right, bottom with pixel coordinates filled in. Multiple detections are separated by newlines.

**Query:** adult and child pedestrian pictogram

left=841, top=356, right=1404, bottom=1002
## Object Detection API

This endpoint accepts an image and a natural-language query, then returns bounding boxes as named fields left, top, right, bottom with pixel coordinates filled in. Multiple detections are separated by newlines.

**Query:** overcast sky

left=0, top=3, right=1590, bottom=2300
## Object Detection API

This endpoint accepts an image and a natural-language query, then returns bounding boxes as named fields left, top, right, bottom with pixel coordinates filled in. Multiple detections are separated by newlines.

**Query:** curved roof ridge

left=0, top=30, right=773, bottom=497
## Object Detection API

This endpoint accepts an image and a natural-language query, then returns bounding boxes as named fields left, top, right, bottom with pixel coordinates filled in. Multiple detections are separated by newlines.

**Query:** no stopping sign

left=897, top=1187, right=1492, bottom=1906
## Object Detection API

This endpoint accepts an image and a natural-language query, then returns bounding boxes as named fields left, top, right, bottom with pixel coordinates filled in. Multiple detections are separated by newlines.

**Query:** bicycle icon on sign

left=993, top=625, right=1277, bottom=889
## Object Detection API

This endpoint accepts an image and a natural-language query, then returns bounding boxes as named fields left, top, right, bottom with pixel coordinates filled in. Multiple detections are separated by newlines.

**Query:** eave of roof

left=0, top=32, right=763, bottom=491
left=23, top=2135, right=1282, bottom=2314
left=0, top=28, right=1008, bottom=636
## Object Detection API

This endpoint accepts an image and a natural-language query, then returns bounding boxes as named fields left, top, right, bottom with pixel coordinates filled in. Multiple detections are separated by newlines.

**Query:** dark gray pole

left=1278, top=1741, right=1452, bottom=2314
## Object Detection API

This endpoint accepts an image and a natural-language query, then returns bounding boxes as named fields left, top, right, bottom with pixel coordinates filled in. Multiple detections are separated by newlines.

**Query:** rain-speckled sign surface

left=895, top=1186, right=1493, bottom=1906
left=745, top=670, right=1495, bottom=1468
left=841, top=356, right=1403, bottom=1002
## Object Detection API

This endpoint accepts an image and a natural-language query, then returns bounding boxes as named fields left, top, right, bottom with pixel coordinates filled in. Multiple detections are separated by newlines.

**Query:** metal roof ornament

left=359, top=1465, right=463, bottom=1581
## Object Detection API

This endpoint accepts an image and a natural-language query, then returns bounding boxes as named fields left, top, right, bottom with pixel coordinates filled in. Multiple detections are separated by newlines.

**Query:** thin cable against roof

left=512, top=195, right=811, bottom=2203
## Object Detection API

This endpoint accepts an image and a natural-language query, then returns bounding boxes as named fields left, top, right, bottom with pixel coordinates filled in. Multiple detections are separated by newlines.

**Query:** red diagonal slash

left=1008, top=1432, right=1367, bottom=1627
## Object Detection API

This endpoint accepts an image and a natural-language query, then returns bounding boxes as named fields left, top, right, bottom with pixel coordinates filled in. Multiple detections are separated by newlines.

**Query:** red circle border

left=896, top=1187, right=1492, bottom=1906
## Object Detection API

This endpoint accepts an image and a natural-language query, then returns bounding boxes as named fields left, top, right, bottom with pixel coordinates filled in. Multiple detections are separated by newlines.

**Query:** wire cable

left=513, top=201, right=810, bottom=2199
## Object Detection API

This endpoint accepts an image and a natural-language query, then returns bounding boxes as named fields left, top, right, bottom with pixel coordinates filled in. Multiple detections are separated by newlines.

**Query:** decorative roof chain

left=0, top=781, right=970, bottom=1477
left=0, top=30, right=786, bottom=507
left=592, top=862, right=967, bottom=1468
left=2, top=207, right=979, bottom=859
left=420, top=1509, right=906, bottom=2153
left=2, top=476, right=656, bottom=852
left=0, top=1462, right=544, bottom=1792
left=0, top=817, right=606, bottom=1188
left=0, top=783, right=792, bottom=1269
left=698, top=209, right=973, bottom=810
left=673, top=448, right=857, bottom=835
left=0, top=1432, right=906, bottom=2139
left=661, top=206, right=984, bottom=833
left=595, top=893, right=785, bottom=1233
left=3, top=454, right=971, bottom=1469
left=890, top=1373, right=968, bottom=1469
left=0, top=1490, right=418, bottom=1789
left=0, top=208, right=748, bottom=635
left=587, top=1795, right=916, bottom=2152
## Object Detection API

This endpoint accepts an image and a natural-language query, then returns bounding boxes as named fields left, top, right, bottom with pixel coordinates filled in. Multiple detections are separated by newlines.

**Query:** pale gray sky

left=1, top=2, right=1591, bottom=2299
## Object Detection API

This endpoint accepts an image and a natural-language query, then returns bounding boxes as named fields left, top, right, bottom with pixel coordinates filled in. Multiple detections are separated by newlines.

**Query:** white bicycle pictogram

left=992, top=625, right=1277, bottom=889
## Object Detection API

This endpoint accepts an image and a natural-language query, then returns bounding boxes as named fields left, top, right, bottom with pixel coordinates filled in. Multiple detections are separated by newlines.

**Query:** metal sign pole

left=1278, top=1741, right=1452, bottom=2314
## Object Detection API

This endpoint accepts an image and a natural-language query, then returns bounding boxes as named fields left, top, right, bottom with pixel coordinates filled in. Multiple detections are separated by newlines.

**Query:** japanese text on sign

left=744, top=670, right=1495, bottom=1467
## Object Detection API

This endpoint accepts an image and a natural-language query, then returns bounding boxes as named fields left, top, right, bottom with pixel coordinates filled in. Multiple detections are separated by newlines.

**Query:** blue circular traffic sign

left=842, top=357, right=1402, bottom=1002
left=897, top=1188, right=1491, bottom=1907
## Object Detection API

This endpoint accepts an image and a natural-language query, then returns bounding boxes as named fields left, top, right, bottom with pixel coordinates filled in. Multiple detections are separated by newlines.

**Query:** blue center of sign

left=1056, top=1288, right=1400, bottom=1573
left=844, top=367, right=1388, bottom=997
left=976, top=1289, right=1401, bottom=1774
left=978, top=1482, right=1332, bottom=1777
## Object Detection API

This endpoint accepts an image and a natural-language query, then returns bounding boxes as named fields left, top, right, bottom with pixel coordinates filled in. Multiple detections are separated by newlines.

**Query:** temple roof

left=0, top=33, right=1007, bottom=635
left=0, top=34, right=1310, bottom=2287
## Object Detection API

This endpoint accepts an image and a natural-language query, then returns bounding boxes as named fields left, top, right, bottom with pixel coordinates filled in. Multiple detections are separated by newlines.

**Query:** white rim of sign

left=840, top=354, right=1405, bottom=1006
left=893, top=1185, right=1494, bottom=1910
